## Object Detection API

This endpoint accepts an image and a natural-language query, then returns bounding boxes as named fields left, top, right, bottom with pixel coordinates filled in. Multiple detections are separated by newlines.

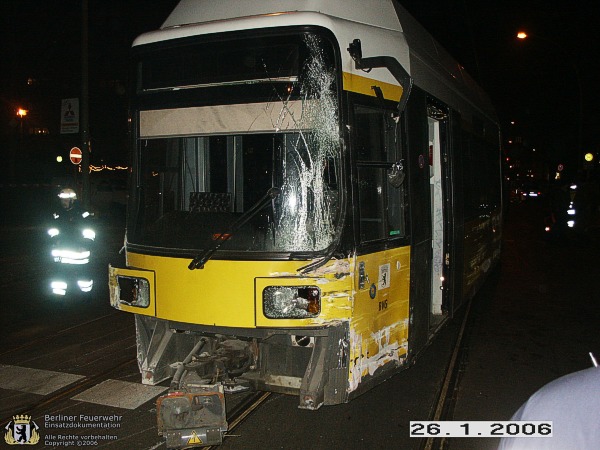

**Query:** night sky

left=1, top=0, right=599, bottom=179
left=401, top=0, right=600, bottom=176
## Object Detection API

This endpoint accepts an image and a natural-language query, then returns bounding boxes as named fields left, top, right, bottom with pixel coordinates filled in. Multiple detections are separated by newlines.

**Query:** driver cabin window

left=354, top=102, right=406, bottom=242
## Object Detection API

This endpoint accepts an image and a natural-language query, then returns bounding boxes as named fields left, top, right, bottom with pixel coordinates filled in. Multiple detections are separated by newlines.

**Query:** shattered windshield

left=130, top=32, right=341, bottom=255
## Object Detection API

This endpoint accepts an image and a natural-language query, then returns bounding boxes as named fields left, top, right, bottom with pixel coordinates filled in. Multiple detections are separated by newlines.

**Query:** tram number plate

left=409, top=421, right=553, bottom=437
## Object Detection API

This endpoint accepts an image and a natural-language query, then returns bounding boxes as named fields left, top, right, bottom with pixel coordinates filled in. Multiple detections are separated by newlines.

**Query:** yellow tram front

left=108, top=8, right=414, bottom=448
left=113, top=27, right=349, bottom=330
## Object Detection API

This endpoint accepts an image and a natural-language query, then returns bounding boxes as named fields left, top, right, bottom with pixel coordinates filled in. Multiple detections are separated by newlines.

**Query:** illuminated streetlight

left=12, top=107, right=29, bottom=182
left=516, top=31, right=527, bottom=40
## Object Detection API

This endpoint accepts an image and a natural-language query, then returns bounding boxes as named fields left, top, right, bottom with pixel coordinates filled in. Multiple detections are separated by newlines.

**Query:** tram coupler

left=157, top=384, right=227, bottom=448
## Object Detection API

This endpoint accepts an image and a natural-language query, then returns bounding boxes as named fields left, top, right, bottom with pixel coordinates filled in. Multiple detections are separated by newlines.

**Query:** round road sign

left=70, top=147, right=82, bottom=165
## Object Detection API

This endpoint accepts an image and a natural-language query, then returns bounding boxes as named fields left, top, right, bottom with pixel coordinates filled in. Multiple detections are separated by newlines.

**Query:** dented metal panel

left=348, top=247, right=411, bottom=392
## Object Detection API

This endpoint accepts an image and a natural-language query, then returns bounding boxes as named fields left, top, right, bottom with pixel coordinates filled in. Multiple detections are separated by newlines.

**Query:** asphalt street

left=449, top=199, right=600, bottom=449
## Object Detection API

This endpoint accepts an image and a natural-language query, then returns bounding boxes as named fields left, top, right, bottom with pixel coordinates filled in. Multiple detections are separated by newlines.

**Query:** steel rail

left=422, top=298, right=474, bottom=450
left=204, top=391, right=274, bottom=450
left=0, top=311, right=122, bottom=357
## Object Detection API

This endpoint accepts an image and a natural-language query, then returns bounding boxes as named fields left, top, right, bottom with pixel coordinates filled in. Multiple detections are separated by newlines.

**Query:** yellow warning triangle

left=187, top=431, right=203, bottom=445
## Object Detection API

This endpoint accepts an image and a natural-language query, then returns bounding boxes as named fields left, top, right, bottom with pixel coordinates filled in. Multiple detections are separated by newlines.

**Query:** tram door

left=428, top=109, right=447, bottom=317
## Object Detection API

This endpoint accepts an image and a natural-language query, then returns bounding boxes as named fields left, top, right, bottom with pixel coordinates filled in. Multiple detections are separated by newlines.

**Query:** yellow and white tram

left=109, top=0, right=502, bottom=446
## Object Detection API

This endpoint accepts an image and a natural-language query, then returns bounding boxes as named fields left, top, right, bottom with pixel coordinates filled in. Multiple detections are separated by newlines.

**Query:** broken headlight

left=263, top=286, right=320, bottom=319
left=116, top=276, right=150, bottom=307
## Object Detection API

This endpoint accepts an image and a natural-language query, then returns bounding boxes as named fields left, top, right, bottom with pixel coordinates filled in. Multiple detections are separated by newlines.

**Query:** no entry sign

left=70, top=147, right=82, bottom=165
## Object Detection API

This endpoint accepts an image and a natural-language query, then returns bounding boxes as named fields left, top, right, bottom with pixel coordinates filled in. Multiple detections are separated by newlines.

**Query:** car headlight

left=263, top=286, right=320, bottom=319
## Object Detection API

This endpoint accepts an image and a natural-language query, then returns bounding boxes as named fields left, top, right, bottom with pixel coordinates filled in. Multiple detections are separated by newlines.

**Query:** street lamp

left=11, top=107, right=30, bottom=181
left=16, top=107, right=28, bottom=143
left=515, top=30, right=583, bottom=170
left=16, top=107, right=29, bottom=144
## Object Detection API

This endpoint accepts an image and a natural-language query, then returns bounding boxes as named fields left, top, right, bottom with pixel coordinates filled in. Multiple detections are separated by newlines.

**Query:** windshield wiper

left=188, top=187, right=281, bottom=270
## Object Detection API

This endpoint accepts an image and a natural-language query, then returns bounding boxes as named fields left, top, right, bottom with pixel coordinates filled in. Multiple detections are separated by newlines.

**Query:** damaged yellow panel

left=255, top=275, right=352, bottom=327
left=124, top=252, right=353, bottom=329
left=348, top=246, right=411, bottom=392
left=108, top=264, right=156, bottom=317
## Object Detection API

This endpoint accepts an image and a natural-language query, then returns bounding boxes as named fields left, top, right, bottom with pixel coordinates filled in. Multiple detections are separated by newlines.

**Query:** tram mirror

left=388, top=161, right=405, bottom=188
left=347, top=39, right=363, bottom=64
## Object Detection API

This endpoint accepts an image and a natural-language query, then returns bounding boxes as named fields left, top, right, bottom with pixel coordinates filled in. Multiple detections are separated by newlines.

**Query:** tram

left=109, top=0, right=502, bottom=446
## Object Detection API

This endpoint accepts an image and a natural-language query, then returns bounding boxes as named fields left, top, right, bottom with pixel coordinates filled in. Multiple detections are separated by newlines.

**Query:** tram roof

left=160, top=0, right=403, bottom=32
left=135, top=0, right=497, bottom=123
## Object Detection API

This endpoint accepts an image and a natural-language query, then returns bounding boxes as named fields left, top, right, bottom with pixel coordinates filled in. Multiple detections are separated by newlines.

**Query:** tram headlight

left=263, top=286, right=320, bottom=319
left=116, top=276, right=150, bottom=307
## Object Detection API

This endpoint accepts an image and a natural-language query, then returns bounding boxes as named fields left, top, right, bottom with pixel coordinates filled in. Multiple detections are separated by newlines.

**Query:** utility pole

left=81, top=0, right=91, bottom=210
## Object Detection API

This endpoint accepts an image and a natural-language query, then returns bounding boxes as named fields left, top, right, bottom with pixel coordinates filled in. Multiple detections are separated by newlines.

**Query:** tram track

left=422, top=298, right=475, bottom=450
left=205, top=391, right=274, bottom=450
left=0, top=311, right=125, bottom=358
left=0, top=310, right=139, bottom=424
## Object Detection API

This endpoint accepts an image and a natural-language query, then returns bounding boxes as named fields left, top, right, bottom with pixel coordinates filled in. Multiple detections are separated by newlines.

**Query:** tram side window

left=462, top=133, right=500, bottom=218
left=354, top=103, right=406, bottom=242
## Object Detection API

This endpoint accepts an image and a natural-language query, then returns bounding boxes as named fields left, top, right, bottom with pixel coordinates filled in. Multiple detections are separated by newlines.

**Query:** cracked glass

left=130, top=31, right=341, bottom=254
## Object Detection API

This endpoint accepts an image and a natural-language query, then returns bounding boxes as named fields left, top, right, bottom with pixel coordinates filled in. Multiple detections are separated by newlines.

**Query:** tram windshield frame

left=127, top=28, right=344, bottom=258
